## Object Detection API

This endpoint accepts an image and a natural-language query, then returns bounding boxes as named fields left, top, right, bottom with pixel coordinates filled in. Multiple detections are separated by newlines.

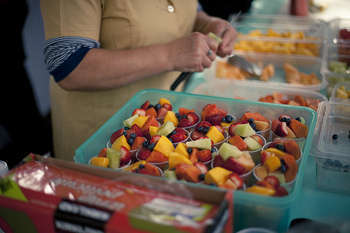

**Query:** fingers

left=218, top=26, right=237, bottom=57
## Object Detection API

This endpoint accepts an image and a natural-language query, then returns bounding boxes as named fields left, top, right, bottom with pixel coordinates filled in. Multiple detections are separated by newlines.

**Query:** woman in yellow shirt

left=40, top=0, right=236, bottom=160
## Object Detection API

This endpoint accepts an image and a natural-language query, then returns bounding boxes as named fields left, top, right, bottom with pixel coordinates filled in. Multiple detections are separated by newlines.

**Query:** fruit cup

left=124, top=160, right=164, bottom=177
left=271, top=115, right=308, bottom=149
left=136, top=149, right=169, bottom=170
left=263, top=139, right=303, bottom=164
left=190, top=125, right=229, bottom=148
left=169, top=128, right=190, bottom=147
left=106, top=140, right=138, bottom=163
left=89, top=156, right=132, bottom=170
left=256, top=120, right=272, bottom=142
left=176, top=111, right=201, bottom=131
left=253, top=164, right=296, bottom=193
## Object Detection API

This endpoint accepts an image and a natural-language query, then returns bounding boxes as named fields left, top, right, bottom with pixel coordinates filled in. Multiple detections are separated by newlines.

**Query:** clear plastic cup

left=243, top=134, right=267, bottom=165
left=177, top=112, right=201, bottom=131
left=271, top=130, right=305, bottom=150
left=171, top=128, right=190, bottom=147
left=256, top=120, right=272, bottom=142
left=253, top=164, right=296, bottom=193
left=0, top=160, right=9, bottom=177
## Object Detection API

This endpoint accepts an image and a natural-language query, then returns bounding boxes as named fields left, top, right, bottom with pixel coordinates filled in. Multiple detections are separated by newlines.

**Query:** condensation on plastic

left=5, top=157, right=222, bottom=231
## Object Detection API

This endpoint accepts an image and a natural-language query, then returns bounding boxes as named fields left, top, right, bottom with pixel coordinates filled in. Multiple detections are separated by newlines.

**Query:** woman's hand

left=166, top=32, right=218, bottom=72
left=195, top=12, right=237, bottom=57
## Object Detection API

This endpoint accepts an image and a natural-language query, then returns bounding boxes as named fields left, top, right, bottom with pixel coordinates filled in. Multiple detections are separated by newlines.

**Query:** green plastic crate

left=75, top=89, right=317, bottom=232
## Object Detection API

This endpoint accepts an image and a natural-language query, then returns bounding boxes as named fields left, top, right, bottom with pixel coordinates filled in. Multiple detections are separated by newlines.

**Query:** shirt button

left=168, top=4, right=174, bottom=13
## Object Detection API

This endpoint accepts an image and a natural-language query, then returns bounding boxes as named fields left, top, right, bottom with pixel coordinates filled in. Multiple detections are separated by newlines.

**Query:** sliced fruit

left=227, top=173, right=244, bottom=189
left=265, top=148, right=289, bottom=158
left=141, top=116, right=159, bottom=134
left=261, top=150, right=273, bottom=164
left=90, top=156, right=109, bottom=168
left=153, top=135, right=175, bottom=157
left=146, top=107, right=157, bottom=118
left=131, top=136, right=146, bottom=150
left=137, top=163, right=161, bottom=176
left=178, top=107, right=195, bottom=115
left=233, top=123, right=256, bottom=137
left=189, top=148, right=199, bottom=164
left=218, top=142, right=243, bottom=160
left=175, top=164, right=202, bottom=183
left=246, top=185, right=275, bottom=196
left=284, top=140, right=301, bottom=160
left=157, top=107, right=168, bottom=120
left=146, top=151, right=168, bottom=163
left=120, top=146, right=131, bottom=166
left=286, top=126, right=296, bottom=138
left=174, top=142, right=189, bottom=158
left=263, top=175, right=281, bottom=189
left=162, top=103, right=173, bottom=111
left=170, top=128, right=188, bottom=143
left=231, top=152, right=255, bottom=174
left=264, top=155, right=281, bottom=173
left=168, top=152, right=192, bottom=169
left=274, top=186, right=288, bottom=197
left=123, top=114, right=139, bottom=128
left=149, top=126, right=159, bottom=137
left=110, top=128, right=125, bottom=145
left=140, top=100, right=150, bottom=110
left=251, top=135, right=265, bottom=146
left=132, top=115, right=149, bottom=128
left=197, top=149, right=212, bottom=163
left=132, top=108, right=146, bottom=116
left=138, top=148, right=151, bottom=160
left=228, top=135, right=248, bottom=151
left=179, top=112, right=199, bottom=127
left=191, top=130, right=205, bottom=140
left=159, top=98, right=171, bottom=106
left=255, top=120, right=270, bottom=131
left=163, top=111, right=178, bottom=127
left=194, top=162, right=208, bottom=174
left=186, top=138, right=212, bottom=150
left=223, top=157, right=246, bottom=174
left=158, top=121, right=175, bottom=136
left=206, top=126, right=225, bottom=144
left=97, top=148, right=108, bottom=157
left=112, top=135, right=130, bottom=151
left=254, top=165, right=268, bottom=180
left=274, top=122, right=288, bottom=137
left=201, top=104, right=227, bottom=121
left=164, top=170, right=177, bottom=181
left=106, top=148, right=120, bottom=169
left=206, top=114, right=225, bottom=125
left=240, top=112, right=269, bottom=123
left=269, top=171, right=286, bottom=184
left=124, top=160, right=146, bottom=172
left=127, top=125, right=143, bottom=138
left=271, top=119, right=280, bottom=132
left=213, top=154, right=225, bottom=167
left=244, top=136, right=263, bottom=151
left=150, top=135, right=161, bottom=144
left=205, top=167, right=232, bottom=186
left=289, top=119, right=308, bottom=138
left=281, top=154, right=298, bottom=182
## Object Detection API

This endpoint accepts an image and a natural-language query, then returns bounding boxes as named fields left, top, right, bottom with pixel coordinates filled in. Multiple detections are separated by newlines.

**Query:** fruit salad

left=271, top=114, right=308, bottom=140
left=263, top=138, right=302, bottom=163
left=258, top=92, right=321, bottom=111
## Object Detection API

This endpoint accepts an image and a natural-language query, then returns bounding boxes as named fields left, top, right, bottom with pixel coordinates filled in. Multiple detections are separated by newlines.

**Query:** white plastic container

left=310, top=101, right=350, bottom=194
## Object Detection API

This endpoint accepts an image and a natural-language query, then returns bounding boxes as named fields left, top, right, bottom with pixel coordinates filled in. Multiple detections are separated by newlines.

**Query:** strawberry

left=120, top=146, right=131, bottom=166
left=110, top=128, right=125, bottom=144
left=214, top=125, right=224, bottom=134
left=264, top=175, right=280, bottom=189
left=132, top=108, right=146, bottom=116
left=145, top=107, right=157, bottom=118
left=178, top=107, right=195, bottom=115
left=197, top=149, right=212, bottom=163
left=138, top=148, right=151, bottom=160
left=157, top=107, right=168, bottom=120
left=170, top=128, right=188, bottom=143
left=196, top=121, right=212, bottom=130
left=97, top=148, right=107, bottom=157
left=127, top=125, right=143, bottom=139
left=191, top=130, right=205, bottom=140
left=140, top=100, right=150, bottom=110
left=206, top=114, right=225, bottom=125
left=274, top=186, right=288, bottom=197
left=256, top=180, right=275, bottom=190
left=187, top=112, right=199, bottom=125
left=261, top=150, right=273, bottom=164
left=131, top=136, right=146, bottom=150
left=150, top=135, right=161, bottom=144
left=162, top=103, right=173, bottom=111
left=213, top=155, right=225, bottom=167
left=194, top=162, right=208, bottom=174
left=227, top=173, right=243, bottom=190
left=201, top=104, right=227, bottom=121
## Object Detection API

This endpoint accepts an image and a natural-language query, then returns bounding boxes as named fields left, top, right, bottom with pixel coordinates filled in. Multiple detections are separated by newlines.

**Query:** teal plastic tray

left=75, top=89, right=317, bottom=232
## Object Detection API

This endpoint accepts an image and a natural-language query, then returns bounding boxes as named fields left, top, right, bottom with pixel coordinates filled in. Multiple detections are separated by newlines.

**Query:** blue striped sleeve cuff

left=43, top=36, right=100, bottom=82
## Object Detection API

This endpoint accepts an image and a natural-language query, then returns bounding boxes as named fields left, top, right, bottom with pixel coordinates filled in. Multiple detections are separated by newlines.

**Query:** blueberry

left=168, top=138, right=173, bottom=143
left=281, top=117, right=291, bottom=124
left=155, top=103, right=161, bottom=110
left=147, top=104, right=154, bottom=109
left=248, top=118, right=254, bottom=124
left=211, top=147, right=216, bottom=153
left=124, top=127, right=130, bottom=130
left=143, top=140, right=149, bottom=147
left=123, top=131, right=128, bottom=136
left=187, top=148, right=193, bottom=154
left=295, top=117, right=301, bottom=122
left=127, top=138, right=134, bottom=145
left=276, top=144, right=285, bottom=152
left=222, top=117, right=227, bottom=123
left=225, top=115, right=234, bottom=123
left=168, top=130, right=176, bottom=136
left=198, top=174, right=205, bottom=181
left=332, top=134, right=338, bottom=140
left=148, top=143, right=156, bottom=151
left=139, top=164, right=145, bottom=169
left=240, top=136, right=245, bottom=139
left=198, top=126, right=204, bottom=133
left=281, top=159, right=287, bottom=173
left=203, top=126, right=210, bottom=134
left=175, top=113, right=181, bottom=119
left=130, top=133, right=136, bottom=139
left=209, top=183, right=217, bottom=187
left=249, top=122, right=257, bottom=130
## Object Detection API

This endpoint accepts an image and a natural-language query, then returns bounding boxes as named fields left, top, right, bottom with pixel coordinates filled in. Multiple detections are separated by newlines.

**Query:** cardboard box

left=0, top=155, right=233, bottom=233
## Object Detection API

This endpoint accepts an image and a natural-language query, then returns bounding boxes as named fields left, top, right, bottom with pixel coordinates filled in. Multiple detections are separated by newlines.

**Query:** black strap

left=170, top=72, right=193, bottom=91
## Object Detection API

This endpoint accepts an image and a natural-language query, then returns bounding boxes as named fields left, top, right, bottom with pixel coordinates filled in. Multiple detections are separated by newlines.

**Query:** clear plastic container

left=310, top=101, right=350, bottom=194
left=74, top=89, right=317, bottom=233
left=330, top=81, right=350, bottom=104
left=191, top=79, right=327, bottom=108
left=214, top=14, right=328, bottom=91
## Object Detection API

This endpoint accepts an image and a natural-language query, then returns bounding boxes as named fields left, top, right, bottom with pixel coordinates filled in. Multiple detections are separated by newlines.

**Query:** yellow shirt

left=40, top=0, right=198, bottom=160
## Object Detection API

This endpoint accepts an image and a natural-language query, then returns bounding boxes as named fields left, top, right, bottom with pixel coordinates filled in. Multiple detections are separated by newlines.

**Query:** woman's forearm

left=59, top=43, right=172, bottom=91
